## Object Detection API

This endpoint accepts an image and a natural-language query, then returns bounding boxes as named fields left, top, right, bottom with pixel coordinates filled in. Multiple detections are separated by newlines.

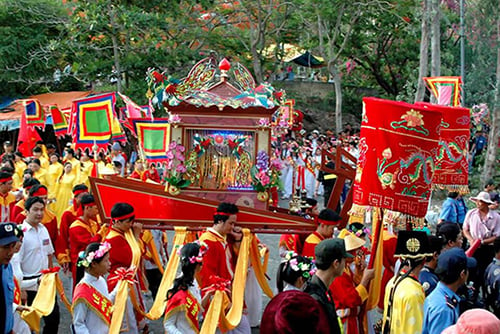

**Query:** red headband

left=82, top=201, right=96, bottom=208
left=0, top=176, right=12, bottom=183
left=73, top=189, right=87, bottom=197
left=316, top=218, right=340, bottom=226
left=113, top=212, right=135, bottom=221
left=214, top=211, right=232, bottom=217
left=31, top=187, right=48, bottom=197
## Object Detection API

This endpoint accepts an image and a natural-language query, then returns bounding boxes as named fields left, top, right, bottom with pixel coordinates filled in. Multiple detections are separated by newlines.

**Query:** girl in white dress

left=164, top=242, right=209, bottom=334
left=276, top=253, right=316, bottom=292
left=72, top=242, right=112, bottom=334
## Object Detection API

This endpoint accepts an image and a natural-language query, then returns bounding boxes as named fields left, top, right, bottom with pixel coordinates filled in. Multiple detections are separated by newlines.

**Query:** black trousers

left=27, top=290, right=59, bottom=334
left=146, top=268, right=162, bottom=299
left=471, top=244, right=495, bottom=299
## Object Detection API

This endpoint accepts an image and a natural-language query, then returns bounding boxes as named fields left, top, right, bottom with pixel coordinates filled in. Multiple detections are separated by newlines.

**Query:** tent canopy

left=0, top=91, right=92, bottom=130
left=262, top=43, right=324, bottom=68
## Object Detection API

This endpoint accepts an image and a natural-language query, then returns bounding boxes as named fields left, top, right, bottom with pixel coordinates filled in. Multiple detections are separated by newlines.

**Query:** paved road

left=53, top=197, right=322, bottom=333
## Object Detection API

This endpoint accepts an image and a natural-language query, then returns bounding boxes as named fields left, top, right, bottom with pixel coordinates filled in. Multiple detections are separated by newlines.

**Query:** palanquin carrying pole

left=90, top=176, right=316, bottom=234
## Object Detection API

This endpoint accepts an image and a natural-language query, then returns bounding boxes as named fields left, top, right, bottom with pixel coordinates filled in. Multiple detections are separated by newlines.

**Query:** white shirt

left=72, top=272, right=111, bottom=334
left=164, top=280, right=202, bottom=334
left=17, top=220, right=54, bottom=291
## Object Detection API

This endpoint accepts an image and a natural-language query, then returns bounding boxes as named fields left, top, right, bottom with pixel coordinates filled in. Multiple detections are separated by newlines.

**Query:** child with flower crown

left=277, top=252, right=316, bottom=292
left=72, top=242, right=113, bottom=334
left=164, top=241, right=210, bottom=334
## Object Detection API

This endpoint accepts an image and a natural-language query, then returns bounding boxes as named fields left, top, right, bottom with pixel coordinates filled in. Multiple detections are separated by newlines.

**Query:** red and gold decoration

left=190, top=130, right=254, bottom=190
left=350, top=97, right=442, bottom=228
left=72, top=283, right=113, bottom=325
left=415, top=102, right=470, bottom=193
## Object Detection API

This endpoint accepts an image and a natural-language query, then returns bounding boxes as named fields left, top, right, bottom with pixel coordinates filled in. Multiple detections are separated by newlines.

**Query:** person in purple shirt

left=423, top=248, right=477, bottom=334
left=463, top=191, right=500, bottom=298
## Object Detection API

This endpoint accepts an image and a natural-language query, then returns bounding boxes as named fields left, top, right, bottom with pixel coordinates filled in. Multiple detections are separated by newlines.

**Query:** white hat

left=470, top=191, right=494, bottom=205
left=312, top=129, right=320, bottom=135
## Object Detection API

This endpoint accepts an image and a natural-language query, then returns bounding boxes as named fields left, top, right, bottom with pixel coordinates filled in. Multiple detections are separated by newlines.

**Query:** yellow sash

left=109, top=227, right=188, bottom=334
left=21, top=271, right=72, bottom=332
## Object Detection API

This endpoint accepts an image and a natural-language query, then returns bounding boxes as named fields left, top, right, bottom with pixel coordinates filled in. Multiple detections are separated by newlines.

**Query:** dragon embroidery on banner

left=399, top=145, right=435, bottom=199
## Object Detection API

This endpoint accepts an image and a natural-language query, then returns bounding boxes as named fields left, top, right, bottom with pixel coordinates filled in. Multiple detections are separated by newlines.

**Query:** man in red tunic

left=68, top=194, right=107, bottom=287
left=11, top=178, right=40, bottom=221
left=199, top=202, right=251, bottom=333
left=55, top=184, right=88, bottom=270
left=330, top=230, right=375, bottom=334
left=105, top=202, right=145, bottom=333
left=14, top=184, right=58, bottom=247
left=127, top=160, right=145, bottom=180
left=302, top=209, right=341, bottom=258
left=0, top=172, right=16, bottom=222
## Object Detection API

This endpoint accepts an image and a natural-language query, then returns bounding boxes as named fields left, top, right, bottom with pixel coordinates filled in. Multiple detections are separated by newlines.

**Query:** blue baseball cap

left=436, top=247, right=476, bottom=276
left=0, top=223, right=19, bottom=246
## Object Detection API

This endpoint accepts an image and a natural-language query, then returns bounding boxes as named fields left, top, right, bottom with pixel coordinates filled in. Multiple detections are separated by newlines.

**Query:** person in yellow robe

left=382, top=231, right=433, bottom=334
left=52, top=162, right=79, bottom=219
left=63, top=148, right=81, bottom=181
left=28, top=158, right=47, bottom=186
left=12, top=152, right=27, bottom=189
left=46, top=153, right=63, bottom=212
left=79, top=151, right=94, bottom=187
left=32, top=146, right=49, bottom=170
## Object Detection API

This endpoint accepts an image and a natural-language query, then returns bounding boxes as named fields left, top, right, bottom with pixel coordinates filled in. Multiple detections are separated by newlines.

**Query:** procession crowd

left=0, top=130, right=499, bottom=334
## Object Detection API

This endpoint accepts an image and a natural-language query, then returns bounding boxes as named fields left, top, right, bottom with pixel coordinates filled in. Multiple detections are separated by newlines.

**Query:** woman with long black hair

left=164, top=241, right=209, bottom=334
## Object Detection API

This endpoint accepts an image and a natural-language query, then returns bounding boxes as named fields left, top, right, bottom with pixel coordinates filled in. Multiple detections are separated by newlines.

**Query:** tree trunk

left=482, top=13, right=500, bottom=181
left=430, top=0, right=441, bottom=103
left=108, top=2, right=122, bottom=93
left=330, top=63, right=342, bottom=133
left=251, top=46, right=263, bottom=84
left=415, top=0, right=430, bottom=102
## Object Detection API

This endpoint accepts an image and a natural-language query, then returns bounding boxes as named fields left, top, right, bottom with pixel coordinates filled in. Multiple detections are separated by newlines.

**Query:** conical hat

left=338, top=229, right=365, bottom=252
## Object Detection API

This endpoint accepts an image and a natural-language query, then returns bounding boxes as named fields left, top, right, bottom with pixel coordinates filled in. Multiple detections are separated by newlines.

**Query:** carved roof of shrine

left=160, top=57, right=280, bottom=113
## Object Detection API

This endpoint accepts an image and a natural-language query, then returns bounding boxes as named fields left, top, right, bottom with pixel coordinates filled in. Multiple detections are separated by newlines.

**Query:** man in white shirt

left=15, top=196, right=59, bottom=333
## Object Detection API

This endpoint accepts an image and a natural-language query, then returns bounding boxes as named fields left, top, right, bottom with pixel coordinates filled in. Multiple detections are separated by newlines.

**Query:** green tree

left=0, top=0, right=67, bottom=97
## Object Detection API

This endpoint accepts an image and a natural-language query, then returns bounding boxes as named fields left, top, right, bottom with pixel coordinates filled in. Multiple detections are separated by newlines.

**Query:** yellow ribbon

left=249, top=236, right=273, bottom=298
left=21, top=272, right=58, bottom=333
left=200, top=228, right=252, bottom=334
left=109, top=227, right=188, bottom=334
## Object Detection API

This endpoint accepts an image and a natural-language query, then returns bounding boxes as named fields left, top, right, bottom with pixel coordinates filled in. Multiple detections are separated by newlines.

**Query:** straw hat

left=470, top=191, right=494, bottom=204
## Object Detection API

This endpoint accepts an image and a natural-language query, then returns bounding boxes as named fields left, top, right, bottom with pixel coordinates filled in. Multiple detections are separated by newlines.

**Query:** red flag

left=117, top=92, right=143, bottom=118
left=17, top=107, right=42, bottom=157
